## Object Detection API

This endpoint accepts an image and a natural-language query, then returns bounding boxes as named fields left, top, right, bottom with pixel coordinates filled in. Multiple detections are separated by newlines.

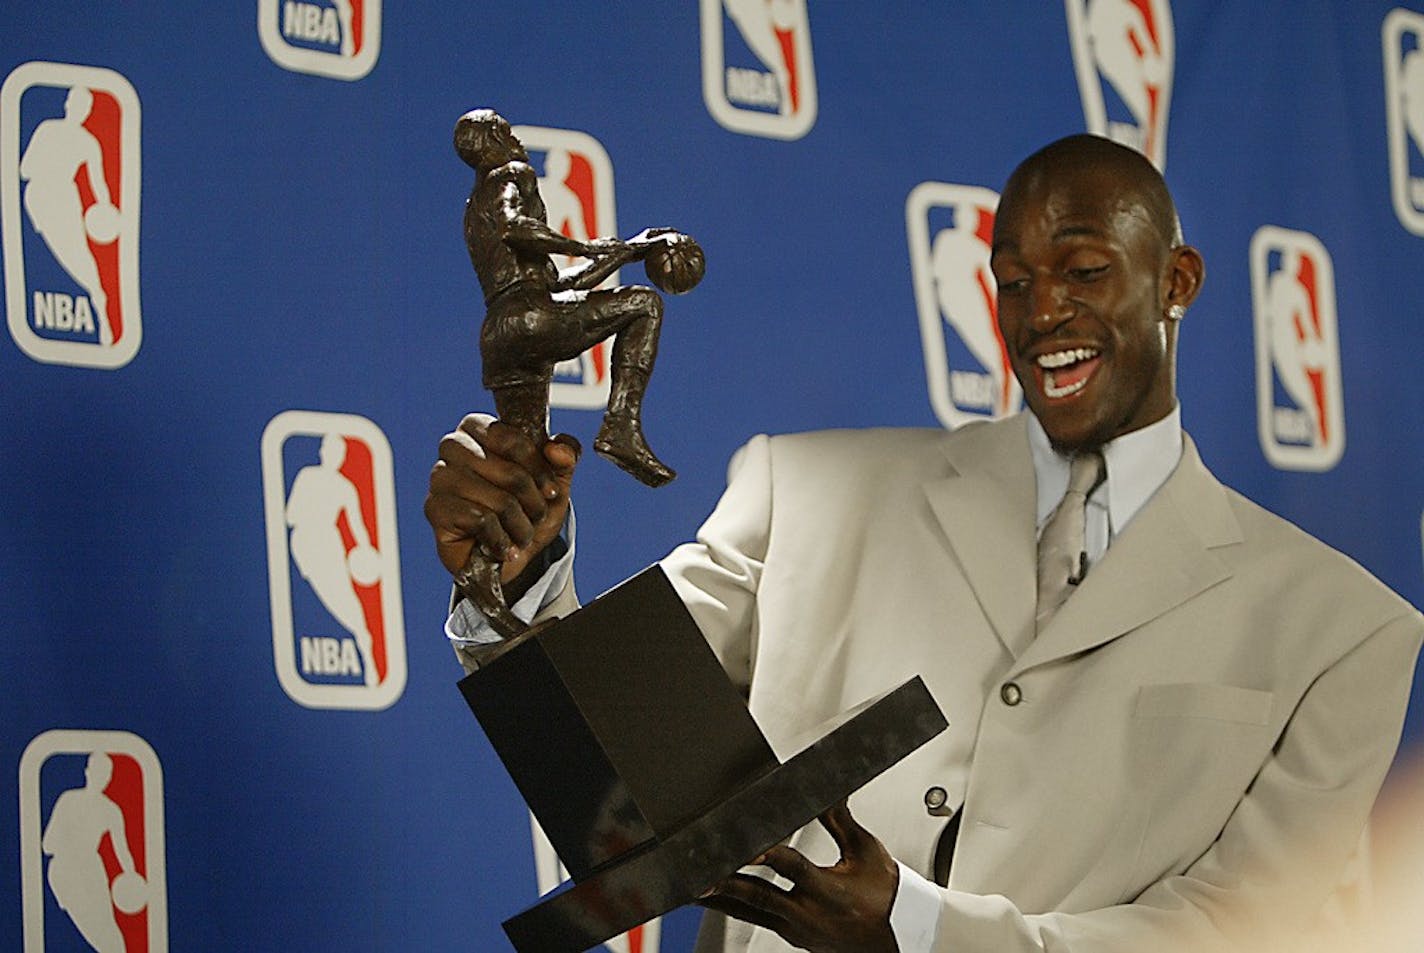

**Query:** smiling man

left=428, top=135, right=1423, bottom=953
left=991, top=136, right=1200, bottom=453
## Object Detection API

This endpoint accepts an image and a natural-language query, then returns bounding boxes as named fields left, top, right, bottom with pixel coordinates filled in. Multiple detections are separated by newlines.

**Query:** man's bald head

left=989, top=133, right=1205, bottom=452
left=1001, top=135, right=1183, bottom=249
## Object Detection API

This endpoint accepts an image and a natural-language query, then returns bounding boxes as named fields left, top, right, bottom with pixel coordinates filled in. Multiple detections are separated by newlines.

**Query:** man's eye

left=1067, top=265, right=1109, bottom=282
left=996, top=278, right=1029, bottom=295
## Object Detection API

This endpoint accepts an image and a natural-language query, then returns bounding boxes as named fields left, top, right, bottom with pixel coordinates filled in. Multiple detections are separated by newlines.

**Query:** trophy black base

left=458, top=566, right=948, bottom=953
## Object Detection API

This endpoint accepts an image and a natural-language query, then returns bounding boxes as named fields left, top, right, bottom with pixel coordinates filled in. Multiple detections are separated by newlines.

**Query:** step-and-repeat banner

left=5, top=3, right=1424, bottom=950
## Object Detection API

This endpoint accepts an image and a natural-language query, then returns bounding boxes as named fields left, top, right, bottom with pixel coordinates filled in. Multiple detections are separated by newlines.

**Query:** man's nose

left=1030, top=280, right=1072, bottom=332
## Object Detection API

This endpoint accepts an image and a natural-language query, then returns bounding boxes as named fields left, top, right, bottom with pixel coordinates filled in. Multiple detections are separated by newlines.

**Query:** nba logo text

left=262, top=410, right=406, bottom=709
left=19, top=729, right=168, bottom=953
left=531, top=816, right=660, bottom=953
left=1384, top=7, right=1424, bottom=236
left=1065, top=0, right=1175, bottom=168
left=512, top=125, right=619, bottom=410
left=258, top=0, right=381, bottom=80
left=906, top=182, right=1021, bottom=429
left=1250, top=226, right=1345, bottom=471
left=700, top=0, right=817, bottom=140
left=1, top=61, right=141, bottom=369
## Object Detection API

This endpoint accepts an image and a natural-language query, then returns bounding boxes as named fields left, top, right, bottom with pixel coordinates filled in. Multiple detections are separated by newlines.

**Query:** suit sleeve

left=933, top=611, right=1423, bottom=953
left=659, top=433, right=775, bottom=696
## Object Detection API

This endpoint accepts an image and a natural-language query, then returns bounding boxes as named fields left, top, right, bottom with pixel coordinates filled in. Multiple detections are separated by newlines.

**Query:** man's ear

left=1164, top=245, right=1205, bottom=314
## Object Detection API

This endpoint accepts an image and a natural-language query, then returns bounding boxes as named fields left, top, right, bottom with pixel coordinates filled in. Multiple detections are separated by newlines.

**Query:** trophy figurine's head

left=454, top=109, right=529, bottom=173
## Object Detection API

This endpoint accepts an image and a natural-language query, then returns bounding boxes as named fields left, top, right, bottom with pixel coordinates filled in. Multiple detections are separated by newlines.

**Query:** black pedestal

left=459, top=566, right=948, bottom=953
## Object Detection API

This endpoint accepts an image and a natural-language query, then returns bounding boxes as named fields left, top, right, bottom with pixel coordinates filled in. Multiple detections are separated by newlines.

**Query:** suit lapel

left=1011, top=435, right=1244, bottom=674
left=922, top=417, right=1039, bottom=659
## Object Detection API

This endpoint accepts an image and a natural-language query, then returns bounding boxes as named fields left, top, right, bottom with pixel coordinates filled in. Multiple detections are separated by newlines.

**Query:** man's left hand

left=698, top=802, right=900, bottom=953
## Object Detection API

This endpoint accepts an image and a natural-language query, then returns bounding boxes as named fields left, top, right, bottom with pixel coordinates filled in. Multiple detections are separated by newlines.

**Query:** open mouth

left=1034, top=347, right=1102, bottom=399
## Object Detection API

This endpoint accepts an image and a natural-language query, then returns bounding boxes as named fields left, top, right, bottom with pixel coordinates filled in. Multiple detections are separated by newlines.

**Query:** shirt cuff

left=890, top=860, right=942, bottom=953
left=445, top=506, right=576, bottom=649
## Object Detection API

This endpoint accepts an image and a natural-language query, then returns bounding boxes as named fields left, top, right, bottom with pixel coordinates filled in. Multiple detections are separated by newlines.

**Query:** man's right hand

left=424, top=414, right=580, bottom=601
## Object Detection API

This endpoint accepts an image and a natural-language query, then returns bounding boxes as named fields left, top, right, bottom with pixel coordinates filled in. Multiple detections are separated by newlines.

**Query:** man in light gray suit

left=426, top=135, right=1423, bottom=952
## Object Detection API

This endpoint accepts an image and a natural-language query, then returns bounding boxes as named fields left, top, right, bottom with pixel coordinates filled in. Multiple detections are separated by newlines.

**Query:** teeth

left=1043, top=373, right=1090, bottom=398
left=1036, top=347, right=1099, bottom=369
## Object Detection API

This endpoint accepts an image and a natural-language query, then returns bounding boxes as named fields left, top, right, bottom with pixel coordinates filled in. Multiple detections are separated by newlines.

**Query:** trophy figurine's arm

left=552, top=228, right=677, bottom=292
left=553, top=238, right=637, bottom=292
left=492, top=175, right=631, bottom=270
left=503, top=213, right=605, bottom=260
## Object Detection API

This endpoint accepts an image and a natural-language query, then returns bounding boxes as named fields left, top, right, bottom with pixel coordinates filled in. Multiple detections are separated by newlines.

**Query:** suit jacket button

left=1000, top=682, right=1023, bottom=706
left=924, top=786, right=949, bottom=814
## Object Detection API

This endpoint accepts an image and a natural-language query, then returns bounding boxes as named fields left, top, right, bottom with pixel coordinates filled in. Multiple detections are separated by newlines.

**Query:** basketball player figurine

left=453, top=109, right=705, bottom=638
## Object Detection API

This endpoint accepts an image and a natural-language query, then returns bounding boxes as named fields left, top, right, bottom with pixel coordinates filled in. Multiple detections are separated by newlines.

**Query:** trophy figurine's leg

left=594, top=294, right=674, bottom=488
left=455, top=551, right=527, bottom=639
left=455, top=381, right=552, bottom=640
left=490, top=380, right=553, bottom=448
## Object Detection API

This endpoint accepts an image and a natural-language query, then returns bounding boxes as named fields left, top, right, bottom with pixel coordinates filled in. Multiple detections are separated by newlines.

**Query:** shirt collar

left=1027, top=405, right=1183, bottom=536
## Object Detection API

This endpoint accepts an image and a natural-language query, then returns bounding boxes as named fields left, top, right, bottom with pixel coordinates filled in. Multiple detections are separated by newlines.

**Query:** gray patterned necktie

left=1036, top=451, right=1104, bottom=632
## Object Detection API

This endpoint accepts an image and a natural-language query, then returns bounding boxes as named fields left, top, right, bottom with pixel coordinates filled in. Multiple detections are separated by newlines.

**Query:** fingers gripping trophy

left=452, top=110, right=705, bottom=638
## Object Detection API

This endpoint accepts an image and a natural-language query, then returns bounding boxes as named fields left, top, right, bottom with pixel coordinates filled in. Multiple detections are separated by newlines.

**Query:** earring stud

left=1166, top=304, right=1186, bottom=321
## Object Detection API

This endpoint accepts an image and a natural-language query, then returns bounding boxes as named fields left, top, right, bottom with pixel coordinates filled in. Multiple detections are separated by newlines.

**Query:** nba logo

left=530, top=817, right=660, bottom=953
left=1250, top=225, right=1345, bottom=472
left=906, top=182, right=1021, bottom=429
left=19, top=729, right=168, bottom=953
left=0, top=61, right=141, bottom=369
left=261, top=410, right=406, bottom=710
left=1383, top=7, right=1424, bottom=236
left=1065, top=0, right=1175, bottom=168
left=700, top=0, right=818, bottom=140
left=257, top=0, right=381, bottom=80
left=512, top=125, right=619, bottom=410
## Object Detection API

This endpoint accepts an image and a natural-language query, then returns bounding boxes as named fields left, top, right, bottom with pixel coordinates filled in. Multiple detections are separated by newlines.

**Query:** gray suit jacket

left=660, top=415, right=1422, bottom=953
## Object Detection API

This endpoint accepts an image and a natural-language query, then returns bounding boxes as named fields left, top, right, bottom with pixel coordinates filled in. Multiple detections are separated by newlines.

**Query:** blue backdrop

left=4, top=3, right=1424, bottom=951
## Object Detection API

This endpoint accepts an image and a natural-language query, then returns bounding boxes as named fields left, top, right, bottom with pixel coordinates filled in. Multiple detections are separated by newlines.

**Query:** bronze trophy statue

left=450, top=110, right=946, bottom=953
left=453, top=109, right=705, bottom=638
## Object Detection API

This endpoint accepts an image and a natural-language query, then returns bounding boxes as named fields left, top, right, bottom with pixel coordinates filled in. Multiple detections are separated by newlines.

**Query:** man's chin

left=1033, top=408, right=1106, bottom=454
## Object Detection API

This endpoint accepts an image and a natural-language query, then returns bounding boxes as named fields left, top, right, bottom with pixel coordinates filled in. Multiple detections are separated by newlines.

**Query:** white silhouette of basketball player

left=1086, top=0, right=1167, bottom=156
left=18, top=86, right=117, bottom=346
left=539, top=148, right=592, bottom=273
left=724, top=0, right=799, bottom=115
left=1401, top=46, right=1424, bottom=207
left=286, top=434, right=383, bottom=686
left=930, top=209, right=1020, bottom=417
left=539, top=148, right=609, bottom=385
left=1266, top=250, right=1329, bottom=446
left=41, top=753, right=143, bottom=953
left=332, top=0, right=355, bottom=57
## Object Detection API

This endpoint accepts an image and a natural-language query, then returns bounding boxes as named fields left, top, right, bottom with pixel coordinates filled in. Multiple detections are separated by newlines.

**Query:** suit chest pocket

left=1134, top=682, right=1273, bottom=725
left=1130, top=682, right=1275, bottom=787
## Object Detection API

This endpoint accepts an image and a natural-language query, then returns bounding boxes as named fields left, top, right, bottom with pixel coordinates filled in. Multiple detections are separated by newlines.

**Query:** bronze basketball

left=644, top=233, right=705, bottom=295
